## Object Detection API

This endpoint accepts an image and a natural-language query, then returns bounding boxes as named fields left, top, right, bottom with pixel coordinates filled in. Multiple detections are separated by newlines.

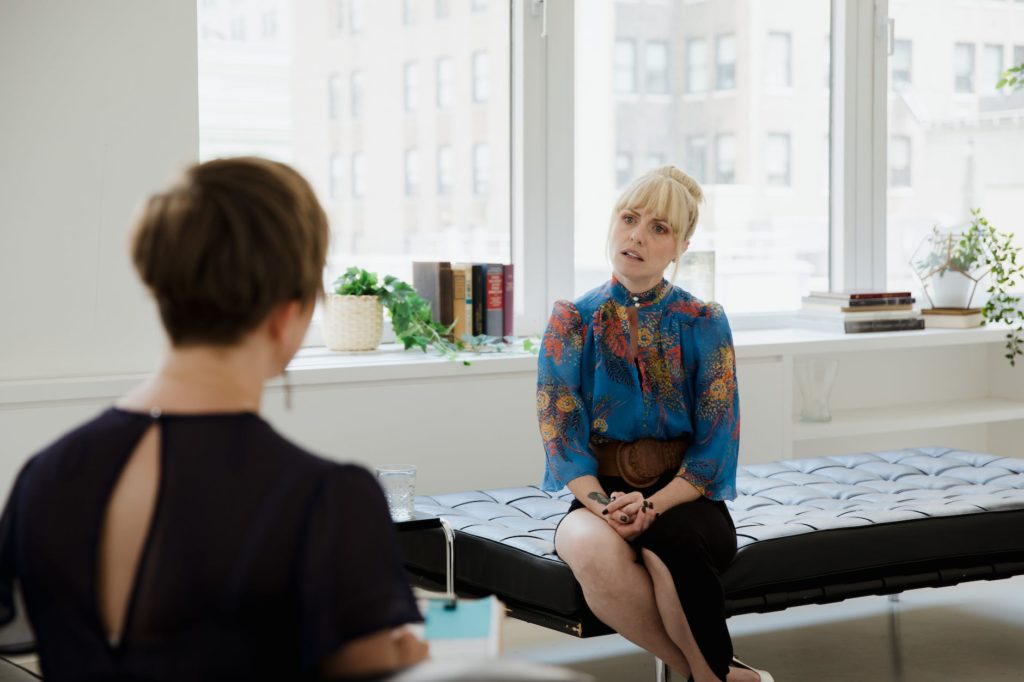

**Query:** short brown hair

left=131, top=157, right=329, bottom=346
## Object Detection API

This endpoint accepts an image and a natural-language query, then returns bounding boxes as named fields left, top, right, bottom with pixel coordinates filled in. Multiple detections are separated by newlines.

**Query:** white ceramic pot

left=323, top=294, right=384, bottom=351
left=929, top=270, right=972, bottom=309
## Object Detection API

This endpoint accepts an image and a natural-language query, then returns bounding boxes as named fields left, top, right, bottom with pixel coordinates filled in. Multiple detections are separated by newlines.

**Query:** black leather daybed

left=398, top=447, right=1024, bottom=672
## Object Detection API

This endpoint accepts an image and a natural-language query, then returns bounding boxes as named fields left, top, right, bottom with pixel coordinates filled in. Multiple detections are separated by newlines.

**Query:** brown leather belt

left=591, top=437, right=689, bottom=488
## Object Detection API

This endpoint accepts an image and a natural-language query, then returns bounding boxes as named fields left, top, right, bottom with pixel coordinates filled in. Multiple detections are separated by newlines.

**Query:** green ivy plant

left=331, top=267, right=540, bottom=363
left=996, top=62, right=1024, bottom=91
left=966, top=211, right=1024, bottom=365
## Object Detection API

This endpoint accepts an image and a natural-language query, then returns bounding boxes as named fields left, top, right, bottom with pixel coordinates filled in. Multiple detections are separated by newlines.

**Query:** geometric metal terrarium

left=909, top=226, right=991, bottom=309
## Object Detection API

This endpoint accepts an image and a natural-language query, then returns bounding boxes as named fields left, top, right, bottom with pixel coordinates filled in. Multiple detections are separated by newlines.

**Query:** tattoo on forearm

left=587, top=491, right=611, bottom=505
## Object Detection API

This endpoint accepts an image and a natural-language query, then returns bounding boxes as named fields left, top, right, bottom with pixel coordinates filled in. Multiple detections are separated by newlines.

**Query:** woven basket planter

left=323, top=294, right=384, bottom=351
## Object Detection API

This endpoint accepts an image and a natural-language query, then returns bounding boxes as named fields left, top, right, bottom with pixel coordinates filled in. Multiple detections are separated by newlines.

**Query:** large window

left=199, top=1, right=1022, bottom=329
left=574, top=3, right=831, bottom=311
left=199, top=0, right=510, bottom=296
left=887, top=2, right=1024, bottom=294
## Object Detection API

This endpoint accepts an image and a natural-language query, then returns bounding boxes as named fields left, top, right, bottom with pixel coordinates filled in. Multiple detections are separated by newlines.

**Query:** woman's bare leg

left=642, top=548, right=720, bottom=682
left=556, top=509, right=692, bottom=677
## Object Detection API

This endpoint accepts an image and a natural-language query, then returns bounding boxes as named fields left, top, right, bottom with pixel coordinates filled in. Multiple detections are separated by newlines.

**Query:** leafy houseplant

left=911, top=210, right=1024, bottom=365
left=330, top=267, right=460, bottom=359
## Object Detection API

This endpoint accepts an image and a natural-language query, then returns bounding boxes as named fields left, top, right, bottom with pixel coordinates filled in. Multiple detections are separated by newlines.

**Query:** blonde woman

left=537, top=166, right=770, bottom=682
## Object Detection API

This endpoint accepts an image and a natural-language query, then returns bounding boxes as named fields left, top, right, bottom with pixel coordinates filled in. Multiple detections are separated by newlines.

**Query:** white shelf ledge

left=733, top=324, right=1012, bottom=360
left=791, top=397, right=1024, bottom=441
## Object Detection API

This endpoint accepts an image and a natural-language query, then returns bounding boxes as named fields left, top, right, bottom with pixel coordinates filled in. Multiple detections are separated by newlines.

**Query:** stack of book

left=921, top=307, right=984, bottom=329
left=412, top=262, right=513, bottom=339
left=801, top=290, right=924, bottom=333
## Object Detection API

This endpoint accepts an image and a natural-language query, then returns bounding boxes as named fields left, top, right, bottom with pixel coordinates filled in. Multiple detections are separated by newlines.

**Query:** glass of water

left=375, top=464, right=417, bottom=521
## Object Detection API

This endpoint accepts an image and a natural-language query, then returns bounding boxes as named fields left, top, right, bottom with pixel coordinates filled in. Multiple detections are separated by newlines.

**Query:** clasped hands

left=600, top=491, right=657, bottom=541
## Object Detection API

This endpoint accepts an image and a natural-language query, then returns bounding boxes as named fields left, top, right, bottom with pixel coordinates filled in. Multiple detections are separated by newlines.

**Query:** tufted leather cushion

left=398, top=447, right=1024, bottom=630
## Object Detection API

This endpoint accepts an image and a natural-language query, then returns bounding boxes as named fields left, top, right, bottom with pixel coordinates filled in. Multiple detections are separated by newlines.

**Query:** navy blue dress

left=0, top=408, right=421, bottom=681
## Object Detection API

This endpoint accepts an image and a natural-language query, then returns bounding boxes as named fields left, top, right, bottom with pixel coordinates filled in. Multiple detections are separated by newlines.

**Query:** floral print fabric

left=537, top=277, right=740, bottom=500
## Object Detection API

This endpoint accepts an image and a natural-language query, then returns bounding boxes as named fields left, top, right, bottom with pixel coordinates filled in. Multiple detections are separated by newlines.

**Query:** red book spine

left=502, top=264, right=514, bottom=338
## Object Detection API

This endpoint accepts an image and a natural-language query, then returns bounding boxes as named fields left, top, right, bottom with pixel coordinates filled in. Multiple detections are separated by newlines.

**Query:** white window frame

left=520, top=0, right=892, bottom=329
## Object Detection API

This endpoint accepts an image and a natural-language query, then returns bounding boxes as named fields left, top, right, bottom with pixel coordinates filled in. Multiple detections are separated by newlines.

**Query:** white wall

left=0, top=0, right=198, bottom=381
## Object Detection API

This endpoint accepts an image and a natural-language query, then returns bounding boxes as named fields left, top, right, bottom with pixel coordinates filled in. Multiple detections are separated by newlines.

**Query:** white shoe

left=731, top=656, right=774, bottom=682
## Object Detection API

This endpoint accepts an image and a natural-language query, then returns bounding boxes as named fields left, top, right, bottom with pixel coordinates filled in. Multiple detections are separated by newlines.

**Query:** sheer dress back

left=0, top=409, right=420, bottom=681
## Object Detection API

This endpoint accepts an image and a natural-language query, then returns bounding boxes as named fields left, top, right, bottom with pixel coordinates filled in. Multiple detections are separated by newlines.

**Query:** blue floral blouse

left=536, top=277, right=740, bottom=500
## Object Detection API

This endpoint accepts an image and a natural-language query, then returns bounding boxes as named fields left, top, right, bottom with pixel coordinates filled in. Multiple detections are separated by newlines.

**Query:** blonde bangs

left=613, top=174, right=691, bottom=240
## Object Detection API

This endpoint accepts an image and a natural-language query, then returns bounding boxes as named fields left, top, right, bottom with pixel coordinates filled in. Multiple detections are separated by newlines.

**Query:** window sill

left=3, top=320, right=1013, bottom=408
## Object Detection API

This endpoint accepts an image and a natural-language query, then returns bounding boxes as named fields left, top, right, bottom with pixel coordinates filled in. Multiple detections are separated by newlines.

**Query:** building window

left=329, top=154, right=344, bottom=200
left=229, top=16, right=246, bottom=41
left=260, top=10, right=278, bottom=39
left=765, top=32, right=791, bottom=88
left=349, top=0, right=365, bottom=34
left=472, top=51, right=489, bottom=102
left=404, top=62, right=419, bottom=112
left=982, top=44, right=1004, bottom=92
left=403, top=0, right=417, bottom=26
left=1015, top=45, right=1024, bottom=70
left=892, top=39, right=912, bottom=88
left=436, top=0, right=450, bottom=20
left=646, top=153, right=665, bottom=172
left=764, top=133, right=791, bottom=187
left=714, top=134, right=735, bottom=184
left=472, top=0, right=487, bottom=12
left=436, top=57, right=453, bottom=109
left=350, top=71, right=364, bottom=118
left=351, top=152, right=366, bottom=198
left=615, top=152, right=632, bottom=188
left=889, top=135, right=911, bottom=187
left=684, top=136, right=707, bottom=183
left=473, top=143, right=490, bottom=195
left=437, top=146, right=453, bottom=195
left=613, top=39, right=636, bottom=94
left=645, top=41, right=670, bottom=94
left=404, top=149, right=418, bottom=197
left=685, top=38, right=706, bottom=93
left=954, top=42, right=975, bottom=93
left=333, top=0, right=344, bottom=31
left=715, top=34, right=736, bottom=90
left=328, top=73, right=342, bottom=120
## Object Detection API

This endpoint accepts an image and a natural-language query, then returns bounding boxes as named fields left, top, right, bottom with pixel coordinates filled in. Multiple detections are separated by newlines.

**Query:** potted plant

left=324, top=267, right=460, bottom=358
left=911, top=210, right=1024, bottom=364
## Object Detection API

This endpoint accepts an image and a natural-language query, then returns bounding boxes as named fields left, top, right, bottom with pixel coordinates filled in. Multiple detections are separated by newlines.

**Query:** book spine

left=471, top=265, right=486, bottom=336
left=485, top=264, right=504, bottom=337
left=462, top=266, right=474, bottom=339
left=439, top=263, right=453, bottom=328
left=848, top=291, right=913, bottom=300
left=846, top=297, right=915, bottom=307
left=844, top=317, right=925, bottom=333
left=451, top=268, right=467, bottom=340
left=502, top=264, right=513, bottom=339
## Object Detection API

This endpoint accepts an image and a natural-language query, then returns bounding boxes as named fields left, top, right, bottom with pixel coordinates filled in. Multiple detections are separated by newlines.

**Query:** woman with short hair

left=537, top=166, right=771, bottom=682
left=0, top=157, right=428, bottom=680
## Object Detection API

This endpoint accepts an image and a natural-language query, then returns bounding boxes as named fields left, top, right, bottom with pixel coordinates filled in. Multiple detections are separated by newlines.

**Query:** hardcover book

left=502, top=264, right=514, bottom=338
left=844, top=316, right=925, bottom=333
left=485, top=263, right=504, bottom=337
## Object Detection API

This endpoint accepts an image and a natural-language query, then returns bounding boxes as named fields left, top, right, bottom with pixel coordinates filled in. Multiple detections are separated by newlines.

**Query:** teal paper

left=424, top=599, right=493, bottom=640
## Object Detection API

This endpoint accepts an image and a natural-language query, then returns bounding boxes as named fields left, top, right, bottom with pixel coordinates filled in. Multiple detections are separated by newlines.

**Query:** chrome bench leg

left=655, top=657, right=669, bottom=682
